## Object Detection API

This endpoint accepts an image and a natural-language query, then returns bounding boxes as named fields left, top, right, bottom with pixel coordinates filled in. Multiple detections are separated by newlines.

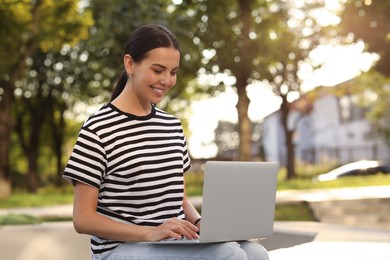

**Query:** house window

left=339, top=95, right=366, bottom=123
left=339, top=96, right=351, bottom=123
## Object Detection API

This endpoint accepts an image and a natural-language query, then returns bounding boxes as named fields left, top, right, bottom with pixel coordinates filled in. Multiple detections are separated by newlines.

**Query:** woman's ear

left=124, top=54, right=134, bottom=76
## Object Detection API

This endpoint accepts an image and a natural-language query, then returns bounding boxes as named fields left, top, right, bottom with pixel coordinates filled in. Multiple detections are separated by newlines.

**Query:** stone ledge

left=309, top=198, right=390, bottom=230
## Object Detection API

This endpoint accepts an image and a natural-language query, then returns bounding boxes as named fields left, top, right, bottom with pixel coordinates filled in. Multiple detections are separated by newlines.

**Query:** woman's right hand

left=145, top=218, right=199, bottom=242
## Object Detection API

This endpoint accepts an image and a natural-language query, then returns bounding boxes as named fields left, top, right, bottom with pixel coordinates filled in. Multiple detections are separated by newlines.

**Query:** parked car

left=314, top=160, right=390, bottom=182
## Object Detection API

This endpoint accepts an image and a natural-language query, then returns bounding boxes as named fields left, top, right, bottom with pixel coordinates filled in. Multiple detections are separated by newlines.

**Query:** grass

left=185, top=170, right=390, bottom=197
left=274, top=202, right=316, bottom=221
left=1, top=168, right=389, bottom=225
left=0, top=214, right=73, bottom=225
left=0, top=214, right=41, bottom=225
left=0, top=191, right=74, bottom=209
left=277, top=174, right=390, bottom=190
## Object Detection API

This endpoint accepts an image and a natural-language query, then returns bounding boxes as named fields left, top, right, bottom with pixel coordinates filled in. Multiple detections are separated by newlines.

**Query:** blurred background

left=0, top=0, right=389, bottom=199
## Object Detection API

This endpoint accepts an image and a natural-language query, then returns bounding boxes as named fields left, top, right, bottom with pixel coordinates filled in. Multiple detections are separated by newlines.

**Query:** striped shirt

left=63, top=103, right=191, bottom=256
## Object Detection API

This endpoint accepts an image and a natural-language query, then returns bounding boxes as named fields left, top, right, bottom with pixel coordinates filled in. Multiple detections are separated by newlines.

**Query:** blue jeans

left=95, top=241, right=269, bottom=260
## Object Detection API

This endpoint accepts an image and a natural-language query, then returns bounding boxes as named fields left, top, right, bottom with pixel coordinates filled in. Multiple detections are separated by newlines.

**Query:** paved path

left=0, top=222, right=90, bottom=260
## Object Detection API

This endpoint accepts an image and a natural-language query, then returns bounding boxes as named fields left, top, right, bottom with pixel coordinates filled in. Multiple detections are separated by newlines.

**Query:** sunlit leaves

left=339, top=0, right=390, bottom=76
left=38, top=0, right=94, bottom=51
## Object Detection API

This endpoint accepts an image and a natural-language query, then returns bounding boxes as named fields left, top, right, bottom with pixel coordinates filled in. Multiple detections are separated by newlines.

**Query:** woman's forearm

left=182, top=192, right=201, bottom=228
left=73, top=209, right=152, bottom=242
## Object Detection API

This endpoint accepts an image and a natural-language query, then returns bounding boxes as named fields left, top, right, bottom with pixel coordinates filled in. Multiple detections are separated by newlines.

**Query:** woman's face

left=127, top=47, right=180, bottom=105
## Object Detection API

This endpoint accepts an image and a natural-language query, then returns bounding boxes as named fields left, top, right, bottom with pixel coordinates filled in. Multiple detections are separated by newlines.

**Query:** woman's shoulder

left=154, top=106, right=180, bottom=121
left=82, top=104, right=120, bottom=128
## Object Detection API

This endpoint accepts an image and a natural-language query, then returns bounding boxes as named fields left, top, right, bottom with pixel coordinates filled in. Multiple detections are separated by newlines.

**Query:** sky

left=187, top=0, right=380, bottom=159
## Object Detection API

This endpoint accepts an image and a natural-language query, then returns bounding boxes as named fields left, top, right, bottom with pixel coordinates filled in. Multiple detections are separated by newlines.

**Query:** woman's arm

left=72, top=181, right=199, bottom=242
left=182, top=184, right=202, bottom=229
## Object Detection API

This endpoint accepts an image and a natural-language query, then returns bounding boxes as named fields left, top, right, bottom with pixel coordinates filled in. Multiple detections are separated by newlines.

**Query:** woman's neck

left=111, top=87, right=152, bottom=116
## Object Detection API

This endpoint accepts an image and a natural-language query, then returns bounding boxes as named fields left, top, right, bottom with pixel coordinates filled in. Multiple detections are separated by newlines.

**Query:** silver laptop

left=157, top=161, right=279, bottom=244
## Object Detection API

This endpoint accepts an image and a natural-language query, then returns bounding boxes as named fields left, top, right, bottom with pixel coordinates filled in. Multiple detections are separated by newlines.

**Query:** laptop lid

left=198, top=161, right=279, bottom=243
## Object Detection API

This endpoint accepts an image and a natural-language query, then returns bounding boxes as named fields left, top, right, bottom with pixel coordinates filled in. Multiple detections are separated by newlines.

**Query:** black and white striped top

left=63, top=104, right=191, bottom=256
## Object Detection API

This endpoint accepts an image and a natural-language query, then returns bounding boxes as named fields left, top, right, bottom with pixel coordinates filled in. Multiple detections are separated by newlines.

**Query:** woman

left=64, top=24, right=269, bottom=260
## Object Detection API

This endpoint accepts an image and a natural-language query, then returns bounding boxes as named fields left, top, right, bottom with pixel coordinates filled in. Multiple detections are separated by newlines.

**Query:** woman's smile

left=151, top=85, right=165, bottom=97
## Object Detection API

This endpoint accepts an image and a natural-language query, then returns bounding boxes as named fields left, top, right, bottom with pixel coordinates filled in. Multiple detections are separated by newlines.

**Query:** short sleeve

left=183, top=138, right=191, bottom=173
left=63, top=127, right=106, bottom=189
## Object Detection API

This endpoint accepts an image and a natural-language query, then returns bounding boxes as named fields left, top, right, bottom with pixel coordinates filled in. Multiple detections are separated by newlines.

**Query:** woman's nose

left=159, top=78, right=170, bottom=86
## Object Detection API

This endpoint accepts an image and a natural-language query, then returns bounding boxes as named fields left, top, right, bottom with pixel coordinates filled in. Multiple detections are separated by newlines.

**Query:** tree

left=259, top=1, right=330, bottom=179
left=174, top=0, right=287, bottom=161
left=214, top=121, right=240, bottom=159
left=13, top=49, right=74, bottom=191
left=214, top=120, right=263, bottom=160
left=0, top=0, right=92, bottom=196
left=338, top=0, right=390, bottom=77
left=0, top=0, right=38, bottom=197
left=14, top=50, right=51, bottom=192
left=4, top=0, right=203, bottom=192
left=173, top=0, right=329, bottom=179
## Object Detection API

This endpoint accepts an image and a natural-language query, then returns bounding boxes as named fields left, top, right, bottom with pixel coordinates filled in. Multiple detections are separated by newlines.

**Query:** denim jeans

left=94, top=241, right=269, bottom=260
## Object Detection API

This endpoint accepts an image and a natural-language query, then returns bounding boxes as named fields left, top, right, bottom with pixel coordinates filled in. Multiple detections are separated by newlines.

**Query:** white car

left=314, top=160, right=390, bottom=182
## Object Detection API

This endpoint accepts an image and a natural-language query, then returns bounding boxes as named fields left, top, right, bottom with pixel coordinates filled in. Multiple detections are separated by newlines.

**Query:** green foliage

left=0, top=0, right=93, bottom=75
left=0, top=1, right=29, bottom=73
left=336, top=71, right=390, bottom=144
left=339, top=0, right=390, bottom=76
left=184, top=172, right=204, bottom=197
left=0, top=0, right=94, bottom=192
left=39, top=0, right=94, bottom=51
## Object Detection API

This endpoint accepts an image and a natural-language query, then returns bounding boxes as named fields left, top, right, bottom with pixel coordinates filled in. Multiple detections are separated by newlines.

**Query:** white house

left=262, top=91, right=390, bottom=165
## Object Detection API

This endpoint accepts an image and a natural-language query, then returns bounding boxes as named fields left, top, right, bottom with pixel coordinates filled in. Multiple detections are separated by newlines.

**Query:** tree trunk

left=236, top=79, right=252, bottom=161
left=285, top=127, right=295, bottom=180
left=51, top=101, right=66, bottom=187
left=15, top=92, right=46, bottom=193
left=27, top=152, right=39, bottom=192
left=235, top=0, right=253, bottom=161
left=280, top=94, right=296, bottom=179
left=0, top=81, right=13, bottom=198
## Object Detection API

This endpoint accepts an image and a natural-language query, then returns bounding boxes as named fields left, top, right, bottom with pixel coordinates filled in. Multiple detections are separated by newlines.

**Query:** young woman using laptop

left=63, top=24, right=269, bottom=260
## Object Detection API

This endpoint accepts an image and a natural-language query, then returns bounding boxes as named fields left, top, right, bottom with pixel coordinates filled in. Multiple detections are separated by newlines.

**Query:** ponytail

left=110, top=71, right=128, bottom=101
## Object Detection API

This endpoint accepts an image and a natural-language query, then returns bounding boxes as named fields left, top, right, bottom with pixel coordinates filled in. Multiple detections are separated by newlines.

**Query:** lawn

left=184, top=170, right=390, bottom=197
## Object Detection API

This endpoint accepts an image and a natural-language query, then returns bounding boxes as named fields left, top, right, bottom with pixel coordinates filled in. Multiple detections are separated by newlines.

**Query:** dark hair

left=110, top=24, right=180, bottom=101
